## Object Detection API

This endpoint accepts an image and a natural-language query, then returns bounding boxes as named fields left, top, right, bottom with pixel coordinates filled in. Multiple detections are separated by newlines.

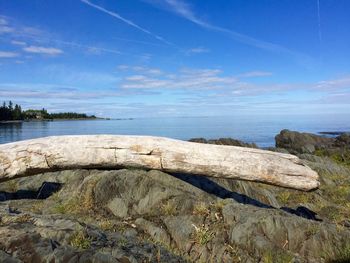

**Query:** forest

left=0, top=101, right=96, bottom=121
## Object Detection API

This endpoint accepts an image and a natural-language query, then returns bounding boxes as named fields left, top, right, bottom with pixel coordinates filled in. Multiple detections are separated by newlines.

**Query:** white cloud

left=0, top=17, right=7, bottom=25
left=117, top=65, right=130, bottom=70
left=118, top=65, right=162, bottom=75
left=2, top=16, right=120, bottom=57
left=50, top=39, right=121, bottom=55
left=0, top=16, right=14, bottom=34
left=121, top=67, right=237, bottom=90
left=0, top=51, right=20, bottom=58
left=23, top=46, right=63, bottom=55
left=0, top=25, right=14, bottom=34
left=186, top=47, right=210, bottom=54
left=11, top=40, right=27, bottom=46
left=119, top=66, right=350, bottom=100
left=0, top=82, right=158, bottom=102
left=238, top=71, right=273, bottom=78
left=314, top=77, right=350, bottom=90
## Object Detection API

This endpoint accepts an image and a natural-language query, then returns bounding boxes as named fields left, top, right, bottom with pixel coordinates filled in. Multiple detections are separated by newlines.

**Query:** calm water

left=1, top=115, right=349, bottom=147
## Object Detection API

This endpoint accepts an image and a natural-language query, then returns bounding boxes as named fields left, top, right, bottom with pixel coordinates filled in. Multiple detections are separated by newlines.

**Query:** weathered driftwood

left=0, top=135, right=319, bottom=191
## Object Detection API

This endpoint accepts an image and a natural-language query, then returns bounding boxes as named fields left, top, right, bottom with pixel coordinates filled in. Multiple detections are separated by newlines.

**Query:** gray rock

left=275, top=129, right=333, bottom=154
left=0, top=165, right=349, bottom=263
left=107, top=197, right=128, bottom=218
left=135, top=218, right=171, bottom=245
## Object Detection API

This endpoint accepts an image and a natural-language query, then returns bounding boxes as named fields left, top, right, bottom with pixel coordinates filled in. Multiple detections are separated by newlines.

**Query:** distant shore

left=0, top=117, right=136, bottom=124
left=0, top=118, right=104, bottom=124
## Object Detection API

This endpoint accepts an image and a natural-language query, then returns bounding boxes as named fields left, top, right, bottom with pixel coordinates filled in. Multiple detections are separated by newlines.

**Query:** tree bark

left=0, top=135, right=319, bottom=191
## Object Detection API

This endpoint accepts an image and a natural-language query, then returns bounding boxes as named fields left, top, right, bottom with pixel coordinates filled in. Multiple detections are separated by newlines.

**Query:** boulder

left=275, top=129, right=334, bottom=154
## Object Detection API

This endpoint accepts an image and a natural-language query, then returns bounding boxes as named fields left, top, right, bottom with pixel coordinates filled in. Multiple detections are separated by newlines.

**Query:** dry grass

left=69, top=229, right=92, bottom=250
left=161, top=200, right=177, bottom=216
left=51, top=179, right=98, bottom=215
left=191, top=224, right=215, bottom=245
left=193, top=202, right=210, bottom=216
left=98, top=219, right=115, bottom=231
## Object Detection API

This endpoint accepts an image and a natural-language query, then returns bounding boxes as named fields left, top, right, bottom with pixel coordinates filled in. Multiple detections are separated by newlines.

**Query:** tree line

left=0, top=101, right=96, bottom=121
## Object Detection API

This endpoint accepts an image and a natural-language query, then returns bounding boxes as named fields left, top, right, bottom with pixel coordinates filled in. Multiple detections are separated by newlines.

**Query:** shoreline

left=0, top=118, right=107, bottom=124
left=0, top=118, right=136, bottom=124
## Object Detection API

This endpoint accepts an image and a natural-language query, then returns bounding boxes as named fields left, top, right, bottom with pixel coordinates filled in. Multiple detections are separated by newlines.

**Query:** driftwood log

left=0, top=135, right=319, bottom=191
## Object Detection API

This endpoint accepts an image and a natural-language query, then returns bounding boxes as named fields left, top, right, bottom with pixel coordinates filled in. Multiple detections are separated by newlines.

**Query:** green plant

left=192, top=224, right=215, bottom=245
left=99, top=219, right=115, bottom=231
left=277, top=191, right=291, bottom=204
left=30, top=201, right=44, bottom=214
left=4, top=180, right=18, bottom=192
left=262, top=249, right=293, bottom=263
left=326, top=243, right=350, bottom=263
left=69, top=230, right=92, bottom=249
left=211, top=200, right=229, bottom=212
left=117, top=237, right=127, bottom=247
left=161, top=200, right=177, bottom=216
left=193, top=202, right=210, bottom=215
left=226, top=244, right=242, bottom=262
left=262, top=250, right=274, bottom=263
left=51, top=202, right=67, bottom=214
left=306, top=224, right=319, bottom=237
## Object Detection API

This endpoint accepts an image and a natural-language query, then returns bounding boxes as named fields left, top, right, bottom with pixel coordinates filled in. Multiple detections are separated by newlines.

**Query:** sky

left=0, top=0, right=350, bottom=118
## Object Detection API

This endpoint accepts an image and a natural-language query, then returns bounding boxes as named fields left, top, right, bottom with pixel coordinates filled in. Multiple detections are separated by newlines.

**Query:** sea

left=1, top=114, right=349, bottom=147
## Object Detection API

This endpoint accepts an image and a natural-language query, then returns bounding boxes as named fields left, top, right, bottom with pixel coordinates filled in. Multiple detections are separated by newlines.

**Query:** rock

left=135, top=218, right=171, bottom=245
left=163, top=216, right=196, bottom=251
left=334, top=133, right=350, bottom=148
left=0, top=135, right=319, bottom=191
left=0, top=205, right=185, bottom=262
left=1, top=131, right=350, bottom=262
left=107, top=197, right=129, bottom=218
left=275, top=129, right=333, bottom=154
left=0, top=250, right=21, bottom=263
left=0, top=167, right=349, bottom=262
left=189, top=137, right=257, bottom=148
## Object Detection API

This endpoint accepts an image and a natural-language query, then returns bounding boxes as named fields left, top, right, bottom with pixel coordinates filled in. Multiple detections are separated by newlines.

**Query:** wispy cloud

left=113, top=36, right=167, bottom=47
left=0, top=16, right=14, bottom=34
left=314, top=77, right=350, bottom=91
left=3, top=15, right=122, bottom=57
left=0, top=82, right=159, bottom=102
left=23, top=45, right=63, bottom=55
left=0, top=51, right=20, bottom=58
left=119, top=65, right=350, bottom=102
left=11, top=40, right=27, bottom=46
left=186, top=47, right=210, bottom=54
left=238, top=71, right=273, bottom=78
left=43, top=39, right=122, bottom=55
left=121, top=67, right=237, bottom=90
left=145, top=0, right=312, bottom=61
left=117, top=65, right=162, bottom=75
left=0, top=17, right=7, bottom=25
left=81, top=0, right=173, bottom=46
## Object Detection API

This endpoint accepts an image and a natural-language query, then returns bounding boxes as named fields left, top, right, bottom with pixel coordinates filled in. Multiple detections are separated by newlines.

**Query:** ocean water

left=0, top=114, right=349, bottom=147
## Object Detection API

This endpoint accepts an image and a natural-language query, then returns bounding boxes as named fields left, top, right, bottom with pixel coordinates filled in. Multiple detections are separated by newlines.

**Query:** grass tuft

left=69, top=229, right=92, bottom=250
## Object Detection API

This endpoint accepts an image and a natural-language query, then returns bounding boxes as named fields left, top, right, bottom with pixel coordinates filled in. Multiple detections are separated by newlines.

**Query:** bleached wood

left=0, top=135, right=319, bottom=191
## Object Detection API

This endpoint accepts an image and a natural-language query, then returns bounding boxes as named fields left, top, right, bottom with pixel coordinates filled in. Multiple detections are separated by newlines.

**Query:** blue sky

left=0, top=0, right=350, bottom=118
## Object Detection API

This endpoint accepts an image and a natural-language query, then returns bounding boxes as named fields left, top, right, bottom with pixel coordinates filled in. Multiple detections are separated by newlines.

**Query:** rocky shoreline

left=0, top=130, right=349, bottom=262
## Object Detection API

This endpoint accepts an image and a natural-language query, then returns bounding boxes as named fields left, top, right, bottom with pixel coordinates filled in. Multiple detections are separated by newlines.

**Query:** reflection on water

left=0, top=121, right=50, bottom=144
left=1, top=115, right=349, bottom=147
left=0, top=122, right=24, bottom=144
